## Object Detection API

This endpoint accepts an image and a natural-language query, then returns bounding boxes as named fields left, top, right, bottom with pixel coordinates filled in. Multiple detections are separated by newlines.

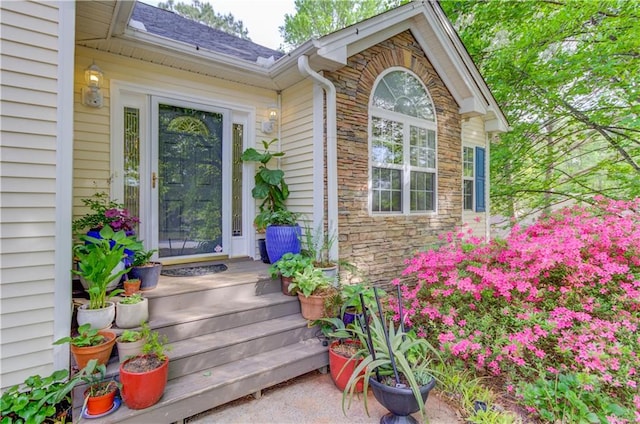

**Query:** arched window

left=369, top=69, right=437, bottom=214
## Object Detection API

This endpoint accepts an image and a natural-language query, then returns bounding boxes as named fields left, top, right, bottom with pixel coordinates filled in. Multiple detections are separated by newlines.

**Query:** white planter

left=115, top=297, right=149, bottom=329
left=116, top=337, right=145, bottom=363
left=79, top=261, right=126, bottom=292
left=320, top=264, right=339, bottom=287
left=76, top=302, right=115, bottom=330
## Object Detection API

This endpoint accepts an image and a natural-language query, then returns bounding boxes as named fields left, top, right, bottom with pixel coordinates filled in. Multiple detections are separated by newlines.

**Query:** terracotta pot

left=123, top=279, right=141, bottom=296
left=119, top=356, right=169, bottom=409
left=281, top=276, right=296, bottom=296
left=297, top=293, right=327, bottom=320
left=84, top=384, right=117, bottom=416
left=329, top=340, right=364, bottom=392
left=71, top=330, right=116, bottom=369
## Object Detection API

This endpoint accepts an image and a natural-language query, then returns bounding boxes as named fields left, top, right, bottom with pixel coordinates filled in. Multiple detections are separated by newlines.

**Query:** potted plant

left=288, top=265, right=336, bottom=320
left=268, top=253, right=313, bottom=295
left=73, top=226, right=142, bottom=330
left=119, top=324, right=171, bottom=409
left=315, top=317, right=365, bottom=393
left=340, top=283, right=384, bottom=325
left=342, top=291, right=440, bottom=424
left=115, top=293, right=149, bottom=329
left=79, top=360, right=120, bottom=417
left=83, top=380, right=119, bottom=417
left=53, top=323, right=116, bottom=369
left=123, top=278, right=141, bottom=296
left=302, top=224, right=338, bottom=284
left=129, top=248, right=162, bottom=291
left=241, top=139, right=302, bottom=263
left=116, top=329, right=145, bottom=363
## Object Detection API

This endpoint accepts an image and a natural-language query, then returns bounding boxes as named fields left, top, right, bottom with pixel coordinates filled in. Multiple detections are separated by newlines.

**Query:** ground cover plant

left=392, top=197, right=640, bottom=422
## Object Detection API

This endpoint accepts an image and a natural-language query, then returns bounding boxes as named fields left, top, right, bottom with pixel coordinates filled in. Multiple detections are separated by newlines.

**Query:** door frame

left=110, top=81, right=257, bottom=262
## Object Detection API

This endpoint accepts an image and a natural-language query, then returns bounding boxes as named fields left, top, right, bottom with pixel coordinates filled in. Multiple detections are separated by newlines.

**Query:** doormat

left=161, top=264, right=228, bottom=277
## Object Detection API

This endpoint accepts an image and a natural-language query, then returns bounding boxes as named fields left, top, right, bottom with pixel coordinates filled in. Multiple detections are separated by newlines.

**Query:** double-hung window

left=370, top=70, right=437, bottom=214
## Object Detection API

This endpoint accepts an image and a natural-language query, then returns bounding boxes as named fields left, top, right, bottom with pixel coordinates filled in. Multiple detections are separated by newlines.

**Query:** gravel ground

left=186, top=370, right=462, bottom=424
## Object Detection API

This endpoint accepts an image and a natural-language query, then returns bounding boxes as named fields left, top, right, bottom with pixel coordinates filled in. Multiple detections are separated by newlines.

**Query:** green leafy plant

left=268, top=253, right=313, bottom=279
left=301, top=223, right=337, bottom=268
left=521, top=373, right=632, bottom=423
left=132, top=248, right=157, bottom=267
left=118, top=329, right=143, bottom=343
left=264, top=209, right=299, bottom=227
left=118, top=293, right=144, bottom=305
left=73, top=226, right=142, bottom=309
left=340, top=283, right=384, bottom=315
left=0, top=359, right=106, bottom=424
left=53, top=324, right=106, bottom=347
left=240, top=138, right=290, bottom=231
left=141, top=323, right=171, bottom=362
left=288, top=265, right=333, bottom=297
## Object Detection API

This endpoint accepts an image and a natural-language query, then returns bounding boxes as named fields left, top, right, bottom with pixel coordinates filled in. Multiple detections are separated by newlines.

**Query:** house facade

left=0, top=1, right=507, bottom=389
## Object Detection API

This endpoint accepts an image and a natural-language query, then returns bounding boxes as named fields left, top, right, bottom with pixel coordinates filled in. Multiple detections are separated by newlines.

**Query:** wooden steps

left=71, top=260, right=328, bottom=422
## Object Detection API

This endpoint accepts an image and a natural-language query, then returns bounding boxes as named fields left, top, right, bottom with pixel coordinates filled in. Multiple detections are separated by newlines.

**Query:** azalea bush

left=391, top=197, right=640, bottom=422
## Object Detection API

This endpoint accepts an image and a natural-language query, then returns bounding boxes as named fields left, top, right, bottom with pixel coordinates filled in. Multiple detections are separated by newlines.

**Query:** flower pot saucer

left=81, top=396, right=121, bottom=419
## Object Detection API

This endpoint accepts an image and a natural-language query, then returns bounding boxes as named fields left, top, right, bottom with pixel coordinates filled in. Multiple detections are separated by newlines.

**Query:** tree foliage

left=158, top=0, right=250, bottom=40
left=279, top=0, right=408, bottom=51
left=440, top=1, right=640, bottom=222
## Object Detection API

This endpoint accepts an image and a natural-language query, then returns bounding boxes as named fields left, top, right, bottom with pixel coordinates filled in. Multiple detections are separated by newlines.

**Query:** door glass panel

left=123, top=107, right=140, bottom=234
left=158, top=104, right=223, bottom=258
left=232, top=123, right=243, bottom=237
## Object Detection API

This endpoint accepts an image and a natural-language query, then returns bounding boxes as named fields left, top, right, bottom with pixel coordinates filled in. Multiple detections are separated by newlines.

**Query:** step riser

left=148, top=279, right=282, bottom=316
left=157, top=300, right=301, bottom=343
left=168, top=325, right=318, bottom=380
left=110, top=351, right=329, bottom=424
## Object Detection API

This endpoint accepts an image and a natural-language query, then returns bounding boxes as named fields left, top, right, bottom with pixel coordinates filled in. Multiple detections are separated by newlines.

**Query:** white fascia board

left=459, top=96, right=487, bottom=117
left=314, top=3, right=424, bottom=64
left=426, top=2, right=509, bottom=130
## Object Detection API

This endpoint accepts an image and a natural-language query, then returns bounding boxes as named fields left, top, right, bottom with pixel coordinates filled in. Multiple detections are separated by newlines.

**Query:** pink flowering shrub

left=392, top=197, right=639, bottom=420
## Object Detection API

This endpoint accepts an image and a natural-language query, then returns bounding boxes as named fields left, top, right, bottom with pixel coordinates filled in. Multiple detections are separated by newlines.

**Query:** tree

left=440, top=1, right=640, bottom=223
left=280, top=0, right=408, bottom=51
left=158, top=0, right=250, bottom=40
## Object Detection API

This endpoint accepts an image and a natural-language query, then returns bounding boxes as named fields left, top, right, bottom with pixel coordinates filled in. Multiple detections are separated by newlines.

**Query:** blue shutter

left=475, top=147, right=486, bottom=212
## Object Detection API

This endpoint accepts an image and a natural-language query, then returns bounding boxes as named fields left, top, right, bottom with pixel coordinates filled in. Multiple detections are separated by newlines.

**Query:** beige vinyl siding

left=0, top=0, right=61, bottom=389
left=280, top=79, right=314, bottom=219
left=461, top=116, right=487, bottom=237
left=73, top=47, right=277, bottom=219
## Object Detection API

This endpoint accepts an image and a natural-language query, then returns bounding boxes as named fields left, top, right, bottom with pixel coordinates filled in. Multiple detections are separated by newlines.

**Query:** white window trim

left=462, top=144, right=475, bottom=211
left=368, top=68, right=438, bottom=216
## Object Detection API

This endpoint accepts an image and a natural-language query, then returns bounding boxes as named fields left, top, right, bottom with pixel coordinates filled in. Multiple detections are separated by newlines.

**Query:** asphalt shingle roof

left=131, top=2, right=285, bottom=63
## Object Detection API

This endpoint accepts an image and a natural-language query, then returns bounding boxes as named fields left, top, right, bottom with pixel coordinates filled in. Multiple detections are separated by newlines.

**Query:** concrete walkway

left=186, top=370, right=462, bottom=424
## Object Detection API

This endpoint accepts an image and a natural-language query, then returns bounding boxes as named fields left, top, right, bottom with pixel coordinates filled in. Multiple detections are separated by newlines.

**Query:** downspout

left=297, top=55, right=339, bottom=262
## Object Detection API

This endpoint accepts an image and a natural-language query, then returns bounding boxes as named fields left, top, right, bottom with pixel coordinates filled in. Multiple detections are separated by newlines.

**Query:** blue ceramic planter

left=265, top=224, right=301, bottom=264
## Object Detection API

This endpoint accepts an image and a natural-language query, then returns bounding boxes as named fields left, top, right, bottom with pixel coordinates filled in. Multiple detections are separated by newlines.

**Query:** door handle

left=152, top=172, right=157, bottom=189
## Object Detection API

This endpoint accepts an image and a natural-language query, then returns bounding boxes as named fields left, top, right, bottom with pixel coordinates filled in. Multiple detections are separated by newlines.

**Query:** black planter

left=129, top=262, right=162, bottom=291
left=258, top=238, right=270, bottom=264
left=369, top=376, right=436, bottom=424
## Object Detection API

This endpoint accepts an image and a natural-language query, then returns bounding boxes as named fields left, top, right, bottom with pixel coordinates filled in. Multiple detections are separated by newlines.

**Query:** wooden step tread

left=96, top=338, right=329, bottom=423
left=147, top=292, right=298, bottom=329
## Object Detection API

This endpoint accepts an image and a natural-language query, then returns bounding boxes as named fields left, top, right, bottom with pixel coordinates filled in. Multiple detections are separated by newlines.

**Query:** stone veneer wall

left=325, top=31, right=462, bottom=288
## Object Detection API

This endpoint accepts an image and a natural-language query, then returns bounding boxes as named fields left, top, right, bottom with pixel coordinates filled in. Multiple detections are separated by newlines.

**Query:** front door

left=152, top=99, right=230, bottom=261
